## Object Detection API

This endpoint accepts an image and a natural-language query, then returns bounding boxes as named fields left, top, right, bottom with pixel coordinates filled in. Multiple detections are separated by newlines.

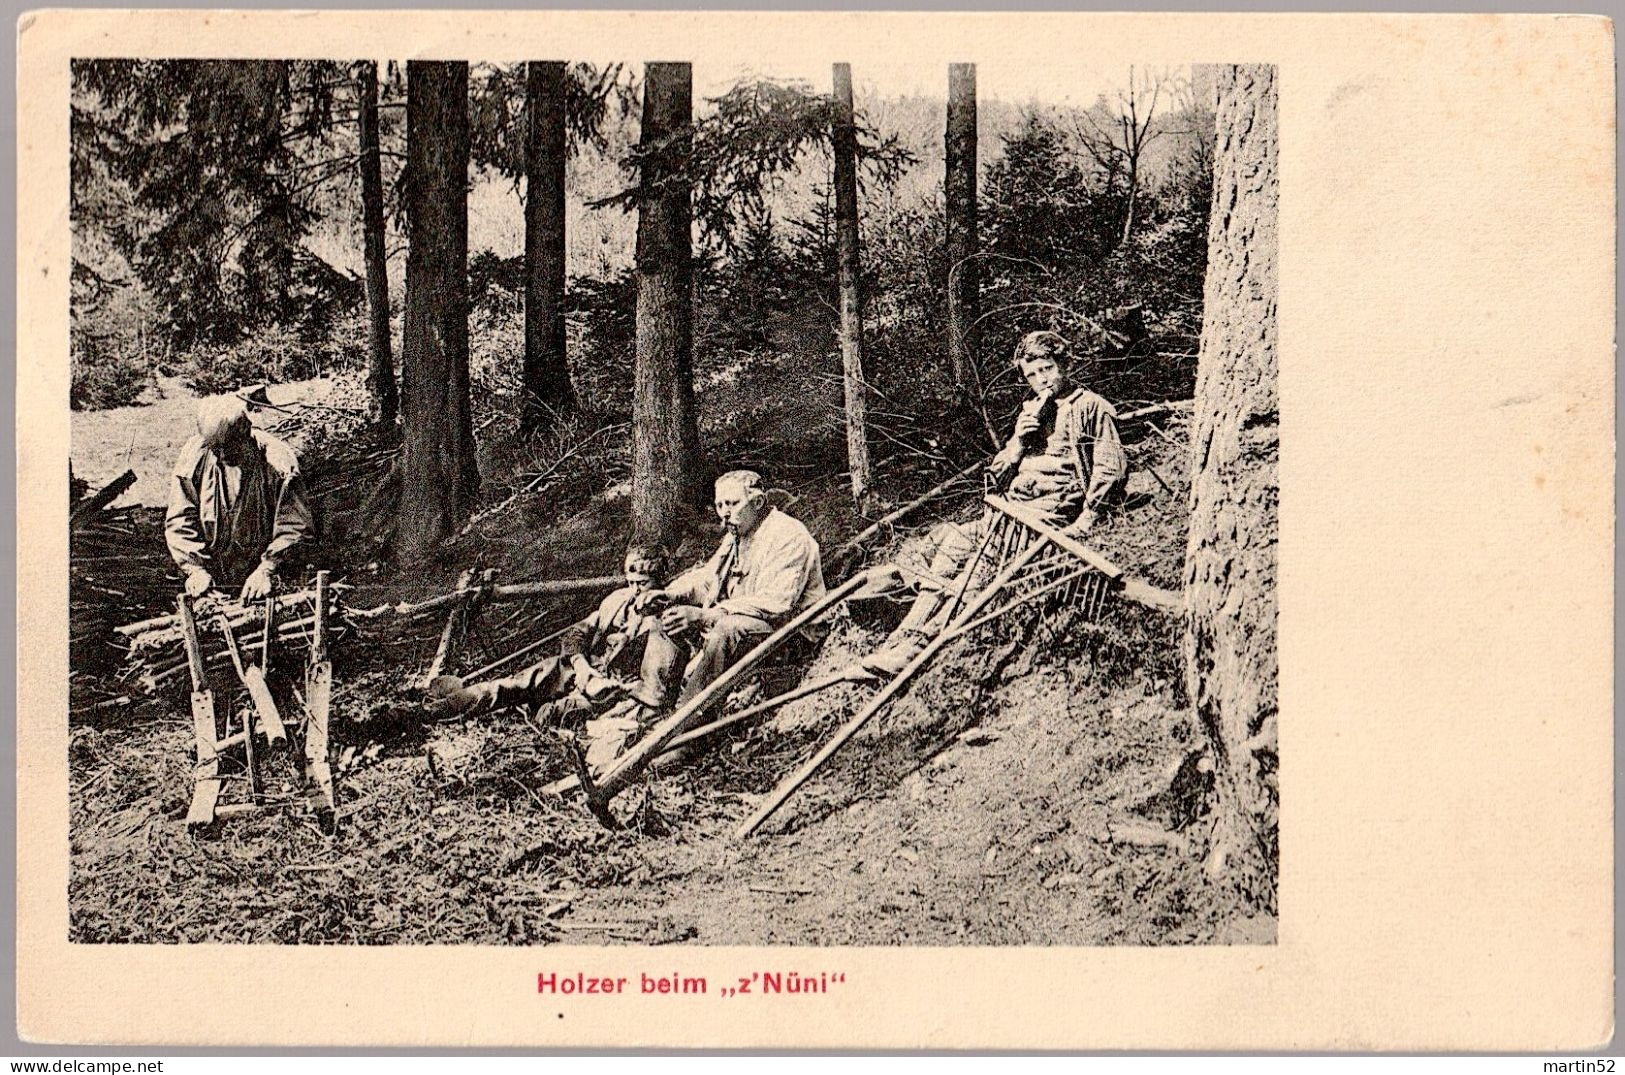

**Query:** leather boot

left=423, top=675, right=502, bottom=716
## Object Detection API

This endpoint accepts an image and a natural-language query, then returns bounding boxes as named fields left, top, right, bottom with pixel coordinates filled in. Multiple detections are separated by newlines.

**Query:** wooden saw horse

left=182, top=570, right=338, bottom=831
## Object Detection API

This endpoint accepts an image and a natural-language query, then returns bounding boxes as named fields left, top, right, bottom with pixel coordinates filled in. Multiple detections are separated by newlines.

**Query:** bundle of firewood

left=116, top=587, right=354, bottom=695
left=70, top=471, right=183, bottom=717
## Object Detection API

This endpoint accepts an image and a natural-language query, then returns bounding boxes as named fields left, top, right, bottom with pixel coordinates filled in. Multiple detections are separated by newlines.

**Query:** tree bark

left=831, top=63, right=872, bottom=507
left=1182, top=64, right=1279, bottom=910
left=945, top=62, right=979, bottom=391
left=357, top=60, right=397, bottom=427
left=521, top=60, right=575, bottom=435
left=630, top=62, right=702, bottom=548
left=399, top=60, right=477, bottom=561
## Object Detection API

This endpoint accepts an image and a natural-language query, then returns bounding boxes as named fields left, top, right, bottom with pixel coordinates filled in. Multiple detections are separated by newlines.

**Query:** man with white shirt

left=633, top=470, right=826, bottom=710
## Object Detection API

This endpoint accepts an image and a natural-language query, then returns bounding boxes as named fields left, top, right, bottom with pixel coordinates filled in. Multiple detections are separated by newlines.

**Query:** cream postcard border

left=17, top=9, right=1615, bottom=1049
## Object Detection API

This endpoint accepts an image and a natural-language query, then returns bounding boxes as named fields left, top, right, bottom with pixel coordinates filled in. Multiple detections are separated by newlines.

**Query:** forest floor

left=66, top=353, right=1275, bottom=947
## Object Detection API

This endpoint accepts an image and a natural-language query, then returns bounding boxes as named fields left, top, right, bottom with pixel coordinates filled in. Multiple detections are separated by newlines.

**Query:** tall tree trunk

left=357, top=60, right=397, bottom=428
left=631, top=62, right=701, bottom=548
left=1182, top=64, right=1279, bottom=909
left=1120, top=157, right=1138, bottom=246
left=399, top=60, right=477, bottom=560
left=945, top=62, right=979, bottom=391
left=831, top=63, right=872, bottom=507
left=521, top=60, right=575, bottom=435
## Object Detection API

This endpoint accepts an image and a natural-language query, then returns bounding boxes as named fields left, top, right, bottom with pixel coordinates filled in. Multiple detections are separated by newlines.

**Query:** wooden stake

left=304, top=571, right=336, bottom=820
left=179, top=594, right=221, bottom=827
left=420, top=568, right=475, bottom=689
left=736, top=538, right=1051, bottom=839
left=586, top=572, right=872, bottom=813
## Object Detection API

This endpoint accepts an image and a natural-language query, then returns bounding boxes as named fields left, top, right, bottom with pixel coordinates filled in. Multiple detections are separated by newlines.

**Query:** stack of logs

left=118, top=588, right=352, bottom=695
left=70, top=469, right=181, bottom=717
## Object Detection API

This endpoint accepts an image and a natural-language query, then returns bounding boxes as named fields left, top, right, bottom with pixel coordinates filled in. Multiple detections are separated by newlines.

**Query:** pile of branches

left=117, top=588, right=353, bottom=696
left=70, top=471, right=182, bottom=720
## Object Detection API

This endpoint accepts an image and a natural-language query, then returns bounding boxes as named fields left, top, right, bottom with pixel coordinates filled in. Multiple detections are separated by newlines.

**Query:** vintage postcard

left=17, top=9, right=1613, bottom=1050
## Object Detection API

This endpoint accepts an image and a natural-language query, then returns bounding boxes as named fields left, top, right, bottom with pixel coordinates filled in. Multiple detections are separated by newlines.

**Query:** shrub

left=70, top=328, right=151, bottom=410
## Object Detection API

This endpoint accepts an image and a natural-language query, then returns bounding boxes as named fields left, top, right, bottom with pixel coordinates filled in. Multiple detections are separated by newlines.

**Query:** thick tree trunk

left=945, top=62, right=979, bottom=391
left=1182, top=64, right=1279, bottom=909
left=831, top=63, right=872, bottom=507
left=357, top=60, right=397, bottom=428
left=631, top=62, right=702, bottom=548
left=399, top=60, right=477, bottom=561
left=521, top=60, right=575, bottom=435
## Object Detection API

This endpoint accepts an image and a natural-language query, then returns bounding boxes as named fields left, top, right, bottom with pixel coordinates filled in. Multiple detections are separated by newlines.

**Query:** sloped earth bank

left=69, top=370, right=1273, bottom=945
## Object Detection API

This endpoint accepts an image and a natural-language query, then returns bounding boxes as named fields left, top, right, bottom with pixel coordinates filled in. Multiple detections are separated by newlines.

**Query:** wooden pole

left=542, top=671, right=853, bottom=798
left=828, top=459, right=982, bottom=566
left=347, top=574, right=621, bottom=620
left=466, top=622, right=573, bottom=682
left=736, top=539, right=1049, bottom=839
left=587, top=571, right=872, bottom=810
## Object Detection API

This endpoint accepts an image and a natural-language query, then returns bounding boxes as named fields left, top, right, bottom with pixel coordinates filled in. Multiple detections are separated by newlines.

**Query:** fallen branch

left=347, top=575, right=622, bottom=620
left=70, top=470, right=137, bottom=530
left=1118, top=400, right=1192, bottom=422
left=828, top=459, right=984, bottom=566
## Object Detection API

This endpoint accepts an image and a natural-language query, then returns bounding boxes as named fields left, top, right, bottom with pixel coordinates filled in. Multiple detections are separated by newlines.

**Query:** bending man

left=637, top=470, right=827, bottom=710
left=862, top=330, right=1128, bottom=673
left=165, top=395, right=313, bottom=601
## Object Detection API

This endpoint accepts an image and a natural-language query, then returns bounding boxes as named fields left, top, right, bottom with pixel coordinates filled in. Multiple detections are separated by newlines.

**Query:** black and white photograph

left=17, top=5, right=1617, bottom=1053
left=65, top=51, right=1280, bottom=948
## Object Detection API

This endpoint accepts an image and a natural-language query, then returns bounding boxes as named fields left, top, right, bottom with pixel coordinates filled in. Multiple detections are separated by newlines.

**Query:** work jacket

left=993, top=387, right=1129, bottom=524
left=165, top=429, right=313, bottom=590
left=557, top=584, right=655, bottom=679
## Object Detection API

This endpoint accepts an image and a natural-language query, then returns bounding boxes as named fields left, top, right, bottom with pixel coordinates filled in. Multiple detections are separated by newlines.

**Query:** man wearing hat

left=165, top=394, right=314, bottom=601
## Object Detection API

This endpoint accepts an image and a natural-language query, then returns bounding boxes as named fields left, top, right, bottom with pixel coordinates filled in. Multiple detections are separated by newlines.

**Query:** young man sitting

left=424, top=544, right=672, bottom=721
left=860, top=330, right=1128, bottom=675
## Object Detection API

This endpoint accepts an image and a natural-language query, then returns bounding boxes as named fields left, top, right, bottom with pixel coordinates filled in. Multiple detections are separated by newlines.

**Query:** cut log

left=70, top=469, right=136, bottom=530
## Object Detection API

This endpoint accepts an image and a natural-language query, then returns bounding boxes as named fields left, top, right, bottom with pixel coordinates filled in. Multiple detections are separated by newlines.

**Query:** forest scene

left=68, top=57, right=1278, bottom=945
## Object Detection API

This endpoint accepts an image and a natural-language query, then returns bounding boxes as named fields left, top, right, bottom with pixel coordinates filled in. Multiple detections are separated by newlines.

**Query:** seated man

left=635, top=470, right=827, bottom=711
left=425, top=544, right=671, bottom=720
left=861, top=330, right=1128, bottom=673
left=166, top=394, right=314, bottom=602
